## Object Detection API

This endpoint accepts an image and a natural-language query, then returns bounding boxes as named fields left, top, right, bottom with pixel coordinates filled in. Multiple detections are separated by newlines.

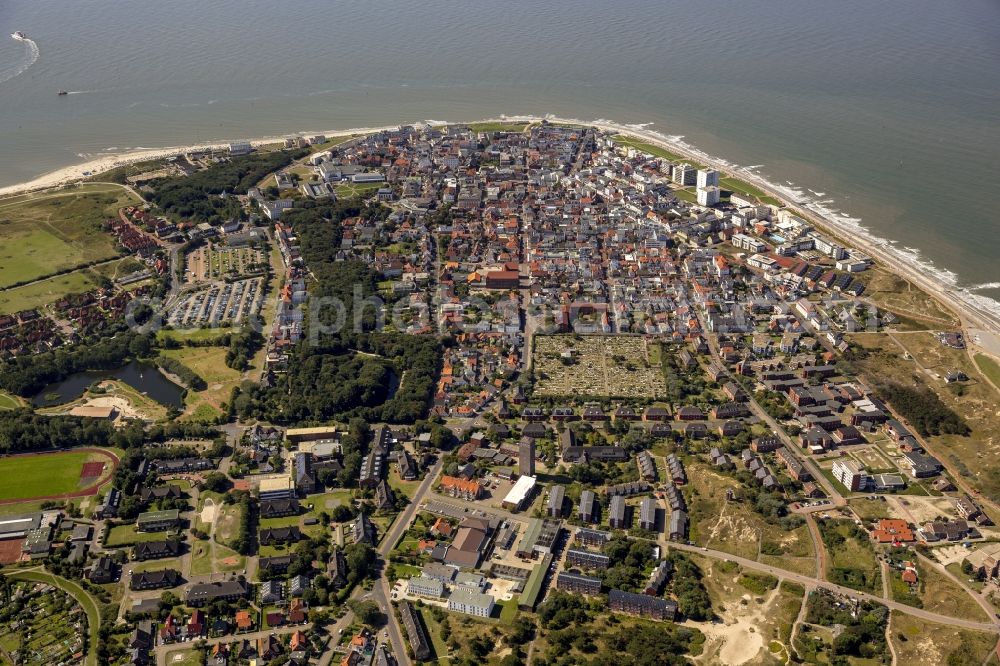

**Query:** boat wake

left=0, top=36, right=39, bottom=85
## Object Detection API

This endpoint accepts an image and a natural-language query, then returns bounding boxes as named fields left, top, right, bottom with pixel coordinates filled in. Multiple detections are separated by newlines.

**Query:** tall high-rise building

left=518, top=437, right=536, bottom=477
left=697, top=186, right=721, bottom=206
left=697, top=168, right=719, bottom=189
left=672, top=163, right=696, bottom=186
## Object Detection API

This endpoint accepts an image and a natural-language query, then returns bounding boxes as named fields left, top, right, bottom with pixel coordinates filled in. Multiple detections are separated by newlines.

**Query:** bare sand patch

left=689, top=589, right=777, bottom=665
left=200, top=498, right=217, bottom=524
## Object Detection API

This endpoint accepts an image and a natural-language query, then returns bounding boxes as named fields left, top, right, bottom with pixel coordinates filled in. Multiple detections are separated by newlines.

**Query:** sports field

left=0, top=184, right=140, bottom=288
left=0, top=448, right=116, bottom=502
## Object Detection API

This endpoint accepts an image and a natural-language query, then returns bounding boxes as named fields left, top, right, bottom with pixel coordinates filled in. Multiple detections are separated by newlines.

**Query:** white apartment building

left=697, top=169, right=719, bottom=189
left=448, top=588, right=495, bottom=617
left=697, top=186, right=721, bottom=206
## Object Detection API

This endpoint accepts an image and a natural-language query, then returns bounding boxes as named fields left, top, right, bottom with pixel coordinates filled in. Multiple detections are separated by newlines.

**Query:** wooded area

left=148, top=150, right=303, bottom=222
left=232, top=200, right=440, bottom=425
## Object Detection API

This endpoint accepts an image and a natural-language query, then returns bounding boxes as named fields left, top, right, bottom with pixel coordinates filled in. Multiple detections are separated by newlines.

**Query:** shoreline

left=1, top=113, right=996, bottom=341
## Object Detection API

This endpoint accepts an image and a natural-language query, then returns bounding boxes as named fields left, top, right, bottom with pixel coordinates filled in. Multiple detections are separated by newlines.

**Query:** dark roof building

left=556, top=572, right=602, bottom=595
left=566, top=548, right=610, bottom=570
left=608, top=589, right=677, bottom=621
left=185, top=580, right=249, bottom=607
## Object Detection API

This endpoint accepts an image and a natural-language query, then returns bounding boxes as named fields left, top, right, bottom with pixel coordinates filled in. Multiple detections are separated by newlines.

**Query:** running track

left=0, top=447, right=120, bottom=505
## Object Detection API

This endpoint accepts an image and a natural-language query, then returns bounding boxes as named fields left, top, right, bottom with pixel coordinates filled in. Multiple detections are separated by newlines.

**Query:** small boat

left=58, top=90, right=68, bottom=96
left=11, top=31, right=26, bottom=41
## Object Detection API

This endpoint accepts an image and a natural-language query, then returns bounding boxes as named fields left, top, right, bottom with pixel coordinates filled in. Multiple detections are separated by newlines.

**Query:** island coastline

left=1, top=114, right=997, bottom=348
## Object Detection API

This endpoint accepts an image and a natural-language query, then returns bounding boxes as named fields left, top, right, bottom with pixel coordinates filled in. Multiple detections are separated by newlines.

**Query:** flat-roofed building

left=515, top=518, right=561, bottom=558
left=0, top=513, right=42, bottom=539
left=502, top=475, right=537, bottom=511
left=136, top=510, right=180, bottom=532
left=258, top=475, right=296, bottom=501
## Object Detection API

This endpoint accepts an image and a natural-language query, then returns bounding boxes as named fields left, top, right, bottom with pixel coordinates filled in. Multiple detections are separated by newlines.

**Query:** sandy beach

left=1, top=113, right=997, bottom=343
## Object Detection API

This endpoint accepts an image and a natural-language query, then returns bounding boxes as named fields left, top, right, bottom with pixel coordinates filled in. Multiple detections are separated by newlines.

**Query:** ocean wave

left=0, top=37, right=39, bottom=86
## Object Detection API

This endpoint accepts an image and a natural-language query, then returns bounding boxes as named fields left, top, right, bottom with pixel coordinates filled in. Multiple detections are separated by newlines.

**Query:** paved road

left=155, top=624, right=304, bottom=666
left=690, top=307, right=845, bottom=505
left=667, top=542, right=1000, bottom=633
left=373, top=457, right=444, bottom=666
left=316, top=456, right=445, bottom=666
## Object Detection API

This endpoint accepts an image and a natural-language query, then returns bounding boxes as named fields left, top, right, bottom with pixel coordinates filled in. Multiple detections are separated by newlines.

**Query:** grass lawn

left=0, top=450, right=100, bottom=501
left=162, top=649, right=204, bottom=666
left=305, top=491, right=354, bottom=518
left=974, top=353, right=1000, bottom=390
left=128, top=557, right=184, bottom=574
left=672, top=188, right=698, bottom=203
left=418, top=608, right=452, bottom=663
left=106, top=524, right=174, bottom=547
left=0, top=269, right=97, bottom=314
left=848, top=498, right=893, bottom=522
left=468, top=122, right=529, bottom=133
left=161, top=346, right=242, bottom=421
left=0, top=391, right=24, bottom=410
left=189, top=537, right=245, bottom=576
left=334, top=182, right=383, bottom=199
left=215, top=499, right=244, bottom=545
left=497, top=598, right=519, bottom=624
left=6, top=569, right=102, bottom=666
left=389, top=563, right=421, bottom=582
left=156, top=327, right=234, bottom=345
left=387, top=467, right=422, bottom=500
left=613, top=135, right=697, bottom=166
left=719, top=177, right=767, bottom=200
left=189, top=539, right=213, bottom=575
left=0, top=185, right=138, bottom=288
left=90, top=256, right=145, bottom=281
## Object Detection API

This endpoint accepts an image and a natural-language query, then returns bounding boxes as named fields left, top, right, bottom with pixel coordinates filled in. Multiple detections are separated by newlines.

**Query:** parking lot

left=166, top=277, right=263, bottom=327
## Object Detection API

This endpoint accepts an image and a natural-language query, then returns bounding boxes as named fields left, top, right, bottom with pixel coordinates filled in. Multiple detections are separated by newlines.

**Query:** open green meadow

left=161, top=346, right=243, bottom=421
left=468, top=122, right=530, bottom=133
left=0, top=269, right=97, bottom=314
left=974, top=353, right=1000, bottom=389
left=0, top=391, right=22, bottom=410
left=0, top=450, right=101, bottom=502
left=0, top=184, right=139, bottom=288
left=613, top=135, right=703, bottom=167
